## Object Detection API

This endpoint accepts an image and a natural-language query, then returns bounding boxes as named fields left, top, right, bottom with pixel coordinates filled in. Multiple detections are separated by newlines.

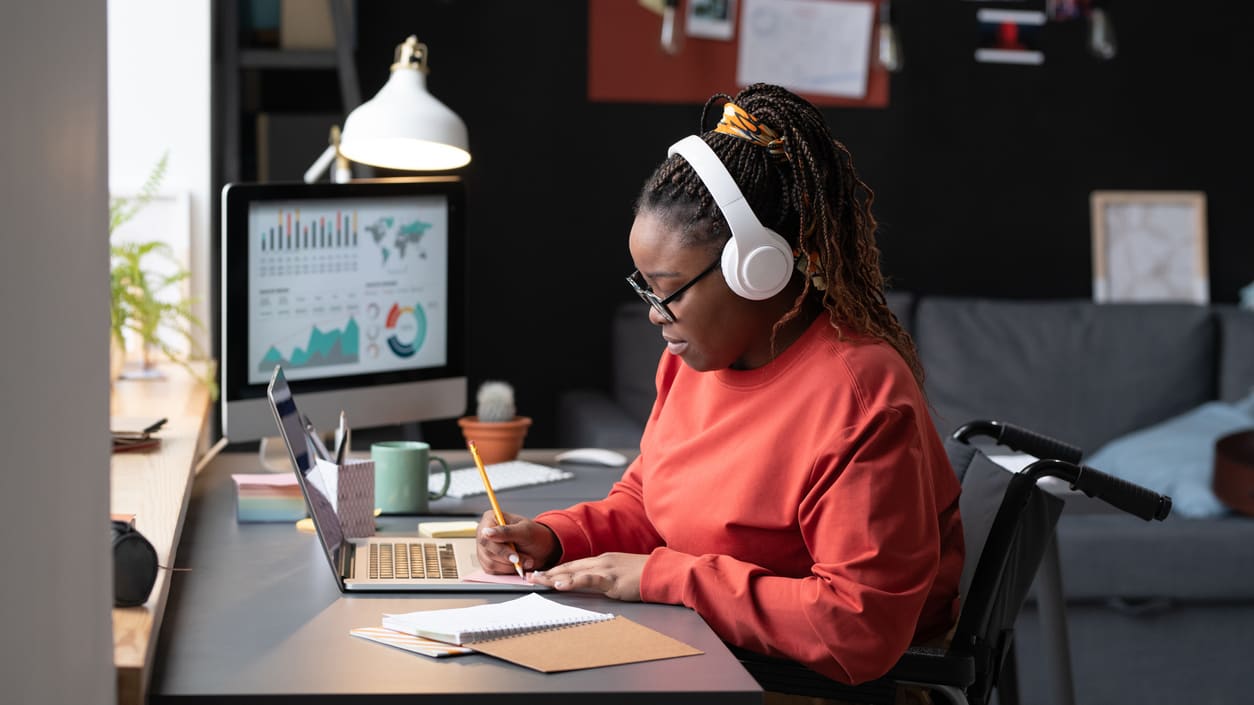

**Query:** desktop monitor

left=220, top=177, right=467, bottom=444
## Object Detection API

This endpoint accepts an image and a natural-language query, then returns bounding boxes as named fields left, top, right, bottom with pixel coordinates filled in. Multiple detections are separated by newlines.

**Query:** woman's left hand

left=527, top=552, right=648, bottom=601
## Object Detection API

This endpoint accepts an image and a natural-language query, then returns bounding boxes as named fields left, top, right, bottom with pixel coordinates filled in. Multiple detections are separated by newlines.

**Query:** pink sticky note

left=461, top=569, right=542, bottom=587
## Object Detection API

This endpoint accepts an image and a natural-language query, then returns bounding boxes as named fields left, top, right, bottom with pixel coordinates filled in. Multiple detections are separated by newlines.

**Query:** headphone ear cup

left=666, top=134, right=794, bottom=300
left=720, top=230, right=793, bottom=300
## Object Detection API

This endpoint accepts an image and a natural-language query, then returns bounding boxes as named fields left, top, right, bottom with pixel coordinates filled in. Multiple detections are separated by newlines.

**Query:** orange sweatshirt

left=536, top=317, right=963, bottom=684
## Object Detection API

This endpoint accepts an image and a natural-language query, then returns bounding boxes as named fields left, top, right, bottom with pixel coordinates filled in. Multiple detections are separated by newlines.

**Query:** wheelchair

left=733, top=420, right=1172, bottom=705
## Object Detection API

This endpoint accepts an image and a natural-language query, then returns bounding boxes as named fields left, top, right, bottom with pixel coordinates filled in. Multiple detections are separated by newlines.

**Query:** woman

left=477, top=83, right=963, bottom=687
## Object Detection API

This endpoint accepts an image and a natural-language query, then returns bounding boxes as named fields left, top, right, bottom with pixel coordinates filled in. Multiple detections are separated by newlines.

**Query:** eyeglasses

left=625, top=258, right=721, bottom=323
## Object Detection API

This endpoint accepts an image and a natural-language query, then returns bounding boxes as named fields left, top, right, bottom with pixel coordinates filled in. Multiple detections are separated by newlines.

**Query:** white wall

left=108, top=0, right=213, bottom=356
left=0, top=1, right=116, bottom=703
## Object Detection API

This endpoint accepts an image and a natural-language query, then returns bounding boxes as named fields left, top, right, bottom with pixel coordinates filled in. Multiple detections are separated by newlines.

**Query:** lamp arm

left=304, top=144, right=339, bottom=184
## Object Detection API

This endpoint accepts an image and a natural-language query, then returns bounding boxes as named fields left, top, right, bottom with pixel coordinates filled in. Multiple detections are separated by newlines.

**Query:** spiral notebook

left=381, top=594, right=703, bottom=672
left=383, top=593, right=613, bottom=643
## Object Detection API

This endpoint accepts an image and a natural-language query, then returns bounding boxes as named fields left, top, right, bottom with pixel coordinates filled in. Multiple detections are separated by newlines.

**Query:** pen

left=303, top=414, right=332, bottom=462
left=468, top=440, right=525, bottom=578
left=333, top=410, right=348, bottom=465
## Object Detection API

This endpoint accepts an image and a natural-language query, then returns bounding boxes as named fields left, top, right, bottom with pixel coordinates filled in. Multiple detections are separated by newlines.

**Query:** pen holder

left=313, top=458, right=376, bottom=539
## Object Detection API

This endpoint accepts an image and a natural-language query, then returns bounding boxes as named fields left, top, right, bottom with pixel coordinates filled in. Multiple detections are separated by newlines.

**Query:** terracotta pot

left=457, top=416, right=532, bottom=464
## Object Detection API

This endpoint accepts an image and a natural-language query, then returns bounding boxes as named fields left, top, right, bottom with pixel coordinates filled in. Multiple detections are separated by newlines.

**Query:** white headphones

left=668, top=135, right=794, bottom=300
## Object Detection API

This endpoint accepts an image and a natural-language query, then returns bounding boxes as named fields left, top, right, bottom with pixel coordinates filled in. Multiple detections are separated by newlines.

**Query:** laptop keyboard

left=368, top=541, right=459, bottom=580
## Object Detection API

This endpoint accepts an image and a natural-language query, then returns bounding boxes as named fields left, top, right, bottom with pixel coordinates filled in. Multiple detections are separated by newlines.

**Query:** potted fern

left=458, top=380, right=532, bottom=464
left=110, top=152, right=216, bottom=397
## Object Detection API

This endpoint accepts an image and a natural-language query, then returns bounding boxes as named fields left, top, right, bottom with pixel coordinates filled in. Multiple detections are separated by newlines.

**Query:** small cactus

left=475, top=380, right=516, bottom=422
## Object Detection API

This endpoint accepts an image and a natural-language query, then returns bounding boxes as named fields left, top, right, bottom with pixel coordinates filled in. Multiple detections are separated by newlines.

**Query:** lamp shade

left=338, top=37, right=471, bottom=171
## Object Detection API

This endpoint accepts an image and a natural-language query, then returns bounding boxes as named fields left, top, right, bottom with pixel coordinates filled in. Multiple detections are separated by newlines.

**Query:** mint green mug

left=371, top=441, right=451, bottom=514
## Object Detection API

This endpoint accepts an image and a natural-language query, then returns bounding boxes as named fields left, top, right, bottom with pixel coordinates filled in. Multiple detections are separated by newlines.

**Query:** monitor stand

left=398, top=421, right=424, bottom=442
left=257, top=436, right=293, bottom=472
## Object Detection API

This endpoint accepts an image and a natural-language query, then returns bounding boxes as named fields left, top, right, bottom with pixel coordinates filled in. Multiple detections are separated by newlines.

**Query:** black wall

left=310, top=1, right=1252, bottom=447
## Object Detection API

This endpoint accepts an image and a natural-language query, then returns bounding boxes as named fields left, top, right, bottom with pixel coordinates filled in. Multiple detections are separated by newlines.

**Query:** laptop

left=266, top=365, right=544, bottom=592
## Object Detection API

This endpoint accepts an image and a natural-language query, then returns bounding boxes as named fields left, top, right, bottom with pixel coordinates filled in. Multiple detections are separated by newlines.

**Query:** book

left=112, top=435, right=162, bottom=453
left=380, top=594, right=703, bottom=672
left=349, top=627, right=474, bottom=659
left=383, top=593, right=613, bottom=644
left=110, top=416, right=167, bottom=453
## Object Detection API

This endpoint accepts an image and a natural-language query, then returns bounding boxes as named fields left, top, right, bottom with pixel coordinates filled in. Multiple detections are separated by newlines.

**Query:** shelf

left=218, top=1, right=359, bottom=184
left=110, top=363, right=215, bottom=705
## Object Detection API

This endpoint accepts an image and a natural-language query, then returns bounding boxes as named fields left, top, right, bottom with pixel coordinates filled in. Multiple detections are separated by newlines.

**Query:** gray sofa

left=556, top=295, right=1254, bottom=705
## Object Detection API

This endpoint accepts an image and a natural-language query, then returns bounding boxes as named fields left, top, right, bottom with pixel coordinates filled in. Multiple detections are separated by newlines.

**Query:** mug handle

left=428, top=455, right=452, bottom=500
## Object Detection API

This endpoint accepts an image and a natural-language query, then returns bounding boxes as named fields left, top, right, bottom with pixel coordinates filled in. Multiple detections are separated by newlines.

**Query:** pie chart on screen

left=384, top=302, right=427, bottom=358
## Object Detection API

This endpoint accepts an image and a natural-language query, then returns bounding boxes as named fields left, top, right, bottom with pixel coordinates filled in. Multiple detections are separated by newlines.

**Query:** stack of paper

left=232, top=473, right=306, bottom=523
left=358, top=594, right=703, bottom=672
left=349, top=628, right=473, bottom=658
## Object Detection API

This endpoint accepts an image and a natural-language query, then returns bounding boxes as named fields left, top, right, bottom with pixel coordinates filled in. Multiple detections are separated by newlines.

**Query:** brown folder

left=467, top=615, right=703, bottom=672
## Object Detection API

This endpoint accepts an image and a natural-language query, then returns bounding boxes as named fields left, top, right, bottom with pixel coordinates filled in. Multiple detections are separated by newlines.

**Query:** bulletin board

left=588, top=0, right=888, bottom=107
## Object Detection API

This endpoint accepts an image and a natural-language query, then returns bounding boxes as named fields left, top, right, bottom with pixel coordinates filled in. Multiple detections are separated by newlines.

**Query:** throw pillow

left=1085, top=392, right=1254, bottom=518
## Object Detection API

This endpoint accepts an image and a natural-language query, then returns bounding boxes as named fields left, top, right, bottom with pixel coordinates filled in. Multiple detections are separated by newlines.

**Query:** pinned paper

left=737, top=0, right=874, bottom=99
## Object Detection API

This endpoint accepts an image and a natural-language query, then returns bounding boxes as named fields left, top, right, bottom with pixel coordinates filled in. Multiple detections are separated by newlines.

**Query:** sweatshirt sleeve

left=639, top=406, right=947, bottom=685
left=534, top=457, right=666, bottom=563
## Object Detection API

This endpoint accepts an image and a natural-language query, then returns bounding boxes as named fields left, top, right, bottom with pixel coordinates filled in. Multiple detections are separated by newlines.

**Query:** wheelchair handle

left=1023, top=459, right=1173, bottom=522
left=952, top=420, right=1083, bottom=464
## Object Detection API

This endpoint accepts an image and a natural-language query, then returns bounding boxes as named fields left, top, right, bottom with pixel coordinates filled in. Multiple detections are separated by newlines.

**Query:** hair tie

left=713, top=102, right=788, bottom=159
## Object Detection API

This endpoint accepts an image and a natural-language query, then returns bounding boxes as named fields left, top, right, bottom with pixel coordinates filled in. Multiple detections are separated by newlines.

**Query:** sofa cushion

left=1052, top=512, right=1254, bottom=600
left=885, top=289, right=915, bottom=337
left=611, top=303, right=664, bottom=426
left=1217, top=305, right=1254, bottom=402
left=915, top=298, right=1217, bottom=453
left=555, top=389, right=648, bottom=449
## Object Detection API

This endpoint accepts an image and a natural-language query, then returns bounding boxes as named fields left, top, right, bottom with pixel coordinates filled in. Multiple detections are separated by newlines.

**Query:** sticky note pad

left=418, top=520, right=478, bottom=538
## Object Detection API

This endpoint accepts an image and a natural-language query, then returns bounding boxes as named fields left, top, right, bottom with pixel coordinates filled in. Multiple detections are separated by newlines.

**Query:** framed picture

left=1091, top=190, right=1208, bottom=303
left=687, top=0, right=738, bottom=40
left=974, top=9, right=1046, bottom=65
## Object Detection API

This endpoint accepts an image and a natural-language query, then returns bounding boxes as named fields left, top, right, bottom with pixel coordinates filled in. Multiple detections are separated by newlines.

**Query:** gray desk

left=150, top=450, right=763, bottom=704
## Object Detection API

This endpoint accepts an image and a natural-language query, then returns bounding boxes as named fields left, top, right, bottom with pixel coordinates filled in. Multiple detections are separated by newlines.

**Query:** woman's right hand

left=475, top=511, right=559, bottom=575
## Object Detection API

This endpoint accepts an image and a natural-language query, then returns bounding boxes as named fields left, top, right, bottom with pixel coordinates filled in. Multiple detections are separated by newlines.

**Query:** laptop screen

left=267, top=365, right=346, bottom=568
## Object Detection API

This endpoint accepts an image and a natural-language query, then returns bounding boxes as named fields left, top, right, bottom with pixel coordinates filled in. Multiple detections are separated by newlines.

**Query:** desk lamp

left=304, top=35, right=471, bottom=183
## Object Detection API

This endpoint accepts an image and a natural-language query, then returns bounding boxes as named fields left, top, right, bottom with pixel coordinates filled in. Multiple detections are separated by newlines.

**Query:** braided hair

left=635, top=83, right=924, bottom=388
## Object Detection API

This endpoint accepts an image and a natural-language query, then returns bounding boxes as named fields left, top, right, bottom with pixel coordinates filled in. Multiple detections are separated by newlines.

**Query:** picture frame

left=1091, top=190, right=1208, bottom=303
left=974, top=9, right=1046, bottom=65
left=686, top=0, right=738, bottom=40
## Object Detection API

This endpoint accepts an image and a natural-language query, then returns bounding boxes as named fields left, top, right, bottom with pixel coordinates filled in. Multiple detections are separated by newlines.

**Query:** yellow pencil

left=467, top=440, right=525, bottom=578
